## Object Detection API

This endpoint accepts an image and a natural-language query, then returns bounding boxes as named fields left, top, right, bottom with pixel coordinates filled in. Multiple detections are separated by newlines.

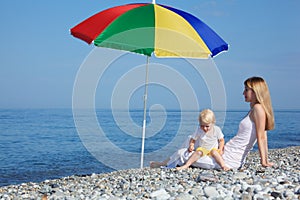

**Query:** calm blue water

left=0, top=109, right=299, bottom=186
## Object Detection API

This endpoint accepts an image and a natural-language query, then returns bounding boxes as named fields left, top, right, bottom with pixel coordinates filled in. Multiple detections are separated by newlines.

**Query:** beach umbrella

left=70, top=1, right=228, bottom=168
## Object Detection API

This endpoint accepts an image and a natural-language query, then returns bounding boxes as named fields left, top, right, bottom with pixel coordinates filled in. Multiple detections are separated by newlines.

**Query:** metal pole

left=152, top=0, right=156, bottom=4
left=140, top=56, right=150, bottom=168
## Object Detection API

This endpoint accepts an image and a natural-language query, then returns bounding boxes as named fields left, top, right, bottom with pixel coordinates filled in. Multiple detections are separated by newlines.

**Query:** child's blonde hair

left=199, top=109, right=216, bottom=124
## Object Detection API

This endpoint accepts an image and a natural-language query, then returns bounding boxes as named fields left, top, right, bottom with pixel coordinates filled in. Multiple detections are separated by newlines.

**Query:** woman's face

left=243, top=85, right=257, bottom=103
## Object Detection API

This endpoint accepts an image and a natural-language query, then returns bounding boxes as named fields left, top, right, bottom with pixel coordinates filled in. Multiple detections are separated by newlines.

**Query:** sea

left=0, top=109, right=299, bottom=187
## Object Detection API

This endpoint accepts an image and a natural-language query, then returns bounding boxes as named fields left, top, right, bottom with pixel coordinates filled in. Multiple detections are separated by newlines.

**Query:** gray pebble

left=204, top=186, right=219, bottom=198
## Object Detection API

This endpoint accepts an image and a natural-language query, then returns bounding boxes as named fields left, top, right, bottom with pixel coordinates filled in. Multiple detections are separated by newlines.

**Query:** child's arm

left=218, top=138, right=225, bottom=155
left=188, top=138, right=196, bottom=152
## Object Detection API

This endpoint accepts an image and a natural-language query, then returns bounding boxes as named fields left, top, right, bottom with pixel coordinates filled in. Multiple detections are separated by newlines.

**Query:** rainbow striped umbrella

left=70, top=2, right=228, bottom=168
left=70, top=3, right=228, bottom=58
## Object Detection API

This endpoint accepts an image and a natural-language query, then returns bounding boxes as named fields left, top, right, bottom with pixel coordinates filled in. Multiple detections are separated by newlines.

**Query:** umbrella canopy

left=70, top=3, right=228, bottom=169
left=70, top=3, right=228, bottom=58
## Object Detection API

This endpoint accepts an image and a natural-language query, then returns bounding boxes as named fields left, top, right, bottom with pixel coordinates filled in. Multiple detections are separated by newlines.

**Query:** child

left=176, top=109, right=229, bottom=170
left=150, top=109, right=229, bottom=170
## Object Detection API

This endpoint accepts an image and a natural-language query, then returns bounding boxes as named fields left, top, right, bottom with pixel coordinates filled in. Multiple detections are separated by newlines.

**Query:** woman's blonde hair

left=244, top=77, right=275, bottom=130
left=199, top=109, right=216, bottom=124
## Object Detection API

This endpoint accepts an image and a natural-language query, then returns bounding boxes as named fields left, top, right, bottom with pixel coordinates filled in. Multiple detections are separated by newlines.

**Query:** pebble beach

left=0, top=146, right=299, bottom=200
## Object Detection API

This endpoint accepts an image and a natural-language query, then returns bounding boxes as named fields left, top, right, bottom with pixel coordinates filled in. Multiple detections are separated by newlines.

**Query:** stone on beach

left=0, top=146, right=299, bottom=199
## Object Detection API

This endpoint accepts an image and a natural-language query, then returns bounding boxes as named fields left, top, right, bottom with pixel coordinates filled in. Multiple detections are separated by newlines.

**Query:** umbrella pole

left=140, top=56, right=150, bottom=168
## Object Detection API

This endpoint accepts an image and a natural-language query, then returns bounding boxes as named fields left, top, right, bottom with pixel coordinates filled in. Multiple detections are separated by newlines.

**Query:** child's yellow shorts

left=196, top=147, right=219, bottom=156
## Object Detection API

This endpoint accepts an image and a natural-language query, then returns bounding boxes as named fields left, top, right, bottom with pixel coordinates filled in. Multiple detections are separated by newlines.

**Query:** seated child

left=150, top=109, right=229, bottom=171
left=176, top=109, right=229, bottom=170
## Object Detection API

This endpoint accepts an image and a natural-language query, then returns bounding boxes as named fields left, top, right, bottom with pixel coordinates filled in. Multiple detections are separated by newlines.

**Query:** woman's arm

left=252, top=104, right=274, bottom=167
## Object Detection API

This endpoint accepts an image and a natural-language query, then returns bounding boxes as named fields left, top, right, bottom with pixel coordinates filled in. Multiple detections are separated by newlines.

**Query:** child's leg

left=210, top=150, right=230, bottom=171
left=176, top=150, right=203, bottom=170
left=150, top=158, right=170, bottom=168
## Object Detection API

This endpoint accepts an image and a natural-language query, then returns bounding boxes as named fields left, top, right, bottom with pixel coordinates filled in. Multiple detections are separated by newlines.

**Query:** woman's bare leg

left=176, top=151, right=203, bottom=170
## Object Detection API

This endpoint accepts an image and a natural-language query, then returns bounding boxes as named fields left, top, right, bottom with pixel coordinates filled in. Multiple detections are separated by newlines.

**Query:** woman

left=152, top=76, right=275, bottom=170
left=242, top=76, right=275, bottom=167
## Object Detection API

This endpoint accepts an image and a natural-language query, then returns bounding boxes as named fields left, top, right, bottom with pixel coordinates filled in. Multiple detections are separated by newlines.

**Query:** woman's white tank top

left=223, top=113, right=257, bottom=169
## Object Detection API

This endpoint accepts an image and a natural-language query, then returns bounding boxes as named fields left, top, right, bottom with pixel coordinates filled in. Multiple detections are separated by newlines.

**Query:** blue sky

left=0, top=0, right=300, bottom=110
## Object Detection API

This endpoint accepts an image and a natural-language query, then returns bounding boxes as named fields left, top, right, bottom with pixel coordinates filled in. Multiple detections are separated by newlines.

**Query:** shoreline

left=0, top=146, right=299, bottom=199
